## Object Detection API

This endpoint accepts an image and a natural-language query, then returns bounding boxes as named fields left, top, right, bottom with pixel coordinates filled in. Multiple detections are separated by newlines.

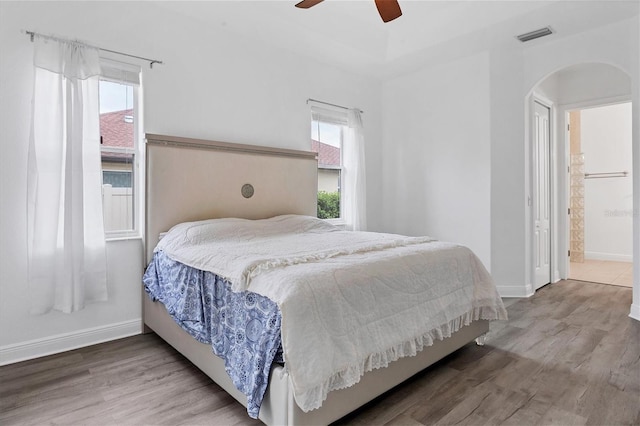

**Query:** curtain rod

left=307, top=98, right=364, bottom=114
left=25, top=30, right=163, bottom=69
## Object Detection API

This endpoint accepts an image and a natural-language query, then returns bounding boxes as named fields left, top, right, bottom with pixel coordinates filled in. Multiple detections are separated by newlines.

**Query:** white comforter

left=157, top=215, right=507, bottom=412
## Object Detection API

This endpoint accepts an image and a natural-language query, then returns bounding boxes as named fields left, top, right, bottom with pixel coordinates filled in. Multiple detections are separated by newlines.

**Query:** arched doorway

left=526, top=62, right=634, bottom=294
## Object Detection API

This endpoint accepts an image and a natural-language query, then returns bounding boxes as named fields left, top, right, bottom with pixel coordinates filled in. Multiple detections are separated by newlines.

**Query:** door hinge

left=568, top=208, right=571, bottom=215
left=568, top=250, right=571, bottom=257
left=567, top=123, right=570, bottom=131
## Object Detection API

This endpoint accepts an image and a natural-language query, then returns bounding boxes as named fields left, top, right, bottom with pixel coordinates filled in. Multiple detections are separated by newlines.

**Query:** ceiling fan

left=295, top=0, right=402, bottom=23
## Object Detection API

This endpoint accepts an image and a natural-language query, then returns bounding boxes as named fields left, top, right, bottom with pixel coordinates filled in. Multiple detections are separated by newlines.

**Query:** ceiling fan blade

left=295, top=0, right=324, bottom=9
left=374, top=0, right=402, bottom=22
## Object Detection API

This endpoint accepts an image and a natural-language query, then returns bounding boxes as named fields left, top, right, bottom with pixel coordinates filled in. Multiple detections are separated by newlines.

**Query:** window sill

left=106, top=234, right=142, bottom=243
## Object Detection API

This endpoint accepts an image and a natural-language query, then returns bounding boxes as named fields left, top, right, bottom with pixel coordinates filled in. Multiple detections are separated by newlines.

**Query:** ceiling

left=155, top=1, right=640, bottom=79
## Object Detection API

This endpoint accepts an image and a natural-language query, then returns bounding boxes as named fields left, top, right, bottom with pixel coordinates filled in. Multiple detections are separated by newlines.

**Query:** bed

left=142, top=133, right=507, bottom=425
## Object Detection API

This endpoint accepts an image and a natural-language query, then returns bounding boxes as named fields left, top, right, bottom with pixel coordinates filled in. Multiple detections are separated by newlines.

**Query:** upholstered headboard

left=144, top=134, right=318, bottom=262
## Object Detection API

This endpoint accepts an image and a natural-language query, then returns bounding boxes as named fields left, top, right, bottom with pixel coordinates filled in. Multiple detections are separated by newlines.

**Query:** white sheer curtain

left=27, top=35, right=107, bottom=314
left=343, top=109, right=367, bottom=231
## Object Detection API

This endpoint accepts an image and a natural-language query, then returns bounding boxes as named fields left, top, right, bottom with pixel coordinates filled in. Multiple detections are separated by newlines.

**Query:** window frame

left=98, top=59, right=142, bottom=240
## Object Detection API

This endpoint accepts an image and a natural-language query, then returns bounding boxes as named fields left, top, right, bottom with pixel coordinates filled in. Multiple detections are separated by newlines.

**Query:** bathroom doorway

left=567, top=102, right=633, bottom=287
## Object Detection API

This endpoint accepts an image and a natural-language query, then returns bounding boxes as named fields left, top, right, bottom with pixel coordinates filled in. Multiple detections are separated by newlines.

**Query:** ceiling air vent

left=516, top=26, right=553, bottom=42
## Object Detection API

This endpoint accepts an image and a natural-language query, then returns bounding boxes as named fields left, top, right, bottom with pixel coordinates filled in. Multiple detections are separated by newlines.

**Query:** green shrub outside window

left=317, top=191, right=340, bottom=219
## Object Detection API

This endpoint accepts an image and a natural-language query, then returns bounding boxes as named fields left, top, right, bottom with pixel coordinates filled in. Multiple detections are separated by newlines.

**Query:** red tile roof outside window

left=311, top=139, right=340, bottom=167
left=100, top=109, right=134, bottom=150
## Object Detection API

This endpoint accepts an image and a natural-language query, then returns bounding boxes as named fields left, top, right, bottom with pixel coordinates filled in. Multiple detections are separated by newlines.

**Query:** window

left=99, top=59, right=141, bottom=237
left=310, top=104, right=367, bottom=230
left=311, top=109, right=346, bottom=221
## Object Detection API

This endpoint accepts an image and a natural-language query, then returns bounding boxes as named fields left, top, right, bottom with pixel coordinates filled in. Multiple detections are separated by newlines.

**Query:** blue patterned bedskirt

left=143, top=250, right=283, bottom=419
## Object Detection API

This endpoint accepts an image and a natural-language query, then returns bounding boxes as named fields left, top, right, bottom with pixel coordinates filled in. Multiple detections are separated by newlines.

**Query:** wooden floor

left=1, top=280, right=638, bottom=426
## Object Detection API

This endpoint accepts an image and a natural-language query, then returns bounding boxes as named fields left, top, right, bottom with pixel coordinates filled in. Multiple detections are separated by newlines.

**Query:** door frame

left=558, top=94, right=633, bottom=280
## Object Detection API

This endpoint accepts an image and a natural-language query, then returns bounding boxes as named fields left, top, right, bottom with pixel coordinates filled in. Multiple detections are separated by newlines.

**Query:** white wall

left=381, top=52, right=491, bottom=268
left=0, top=1, right=382, bottom=363
left=489, top=46, right=528, bottom=296
left=582, top=103, right=633, bottom=261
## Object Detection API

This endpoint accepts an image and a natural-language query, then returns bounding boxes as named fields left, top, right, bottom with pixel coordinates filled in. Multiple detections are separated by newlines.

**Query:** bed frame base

left=144, top=297, right=489, bottom=426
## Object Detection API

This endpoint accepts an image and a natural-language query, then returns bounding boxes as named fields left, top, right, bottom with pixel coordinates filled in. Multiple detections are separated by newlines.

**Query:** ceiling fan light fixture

left=516, top=26, right=553, bottom=42
left=295, top=0, right=324, bottom=9
left=295, top=0, right=402, bottom=23
left=375, top=0, right=402, bottom=23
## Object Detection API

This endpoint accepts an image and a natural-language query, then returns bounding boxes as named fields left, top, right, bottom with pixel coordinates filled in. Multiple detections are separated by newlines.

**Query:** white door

left=534, top=101, right=551, bottom=289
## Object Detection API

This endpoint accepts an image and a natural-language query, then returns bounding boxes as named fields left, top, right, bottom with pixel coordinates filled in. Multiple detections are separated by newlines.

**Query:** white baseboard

left=584, top=251, right=633, bottom=262
left=496, top=283, right=535, bottom=298
left=630, top=303, right=640, bottom=322
left=0, top=319, right=142, bottom=366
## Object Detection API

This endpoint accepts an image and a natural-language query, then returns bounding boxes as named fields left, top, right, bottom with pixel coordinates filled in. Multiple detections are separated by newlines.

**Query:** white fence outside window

left=102, top=184, right=133, bottom=232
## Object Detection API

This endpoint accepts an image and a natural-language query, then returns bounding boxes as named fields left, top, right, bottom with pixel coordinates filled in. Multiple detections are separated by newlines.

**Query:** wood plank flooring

left=1, top=279, right=638, bottom=425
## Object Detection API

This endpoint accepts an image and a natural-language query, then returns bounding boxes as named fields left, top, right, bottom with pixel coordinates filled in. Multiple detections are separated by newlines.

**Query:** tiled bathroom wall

left=570, top=153, right=585, bottom=263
